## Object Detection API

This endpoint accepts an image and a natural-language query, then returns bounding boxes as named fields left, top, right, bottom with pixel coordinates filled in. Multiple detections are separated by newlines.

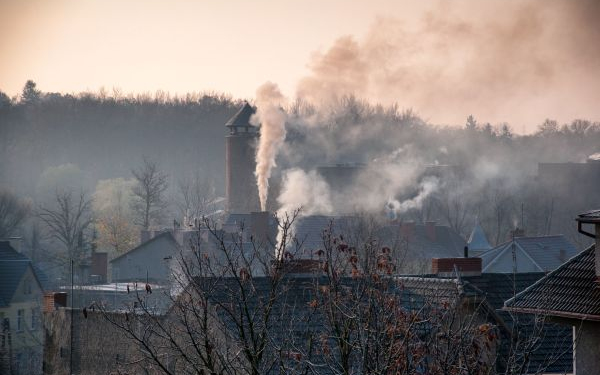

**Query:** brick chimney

left=43, top=292, right=68, bottom=312
left=432, top=257, right=482, bottom=277
left=576, top=210, right=600, bottom=281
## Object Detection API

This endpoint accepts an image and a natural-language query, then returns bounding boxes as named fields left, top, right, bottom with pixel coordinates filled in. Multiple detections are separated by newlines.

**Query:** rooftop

left=225, top=102, right=257, bottom=128
left=505, top=244, right=600, bottom=321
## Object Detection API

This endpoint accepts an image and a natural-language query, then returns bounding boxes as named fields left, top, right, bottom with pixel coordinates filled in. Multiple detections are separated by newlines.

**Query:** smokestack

left=576, top=210, right=600, bottom=281
left=464, top=246, right=469, bottom=258
left=225, top=102, right=260, bottom=213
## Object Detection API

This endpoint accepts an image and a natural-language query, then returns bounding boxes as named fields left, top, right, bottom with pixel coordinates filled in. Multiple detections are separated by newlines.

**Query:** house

left=42, top=252, right=571, bottom=375
left=479, top=234, right=579, bottom=273
left=0, top=241, right=45, bottom=375
left=401, top=257, right=572, bottom=374
left=505, top=209, right=600, bottom=375
left=110, top=231, right=180, bottom=283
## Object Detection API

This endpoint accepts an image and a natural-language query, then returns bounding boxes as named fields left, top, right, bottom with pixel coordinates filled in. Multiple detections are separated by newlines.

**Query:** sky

left=1, top=0, right=599, bottom=131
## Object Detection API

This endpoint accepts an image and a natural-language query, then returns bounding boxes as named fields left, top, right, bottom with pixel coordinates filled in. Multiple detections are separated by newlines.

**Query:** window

left=23, top=279, right=32, bottom=295
left=31, top=308, right=37, bottom=330
left=17, top=309, right=24, bottom=331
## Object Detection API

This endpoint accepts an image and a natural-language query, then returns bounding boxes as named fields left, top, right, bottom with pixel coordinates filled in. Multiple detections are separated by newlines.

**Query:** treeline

left=0, top=81, right=242, bottom=198
left=1, top=80, right=600, bottom=255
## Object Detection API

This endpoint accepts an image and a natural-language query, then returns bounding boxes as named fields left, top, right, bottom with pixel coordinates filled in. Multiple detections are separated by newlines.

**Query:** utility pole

left=70, top=259, right=74, bottom=375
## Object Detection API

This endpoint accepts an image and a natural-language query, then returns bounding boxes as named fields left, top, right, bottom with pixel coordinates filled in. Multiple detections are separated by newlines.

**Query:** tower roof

left=225, top=102, right=257, bottom=128
left=468, top=222, right=492, bottom=251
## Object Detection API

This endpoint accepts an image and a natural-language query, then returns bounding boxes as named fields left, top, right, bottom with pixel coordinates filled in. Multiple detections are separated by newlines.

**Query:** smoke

left=252, top=82, right=288, bottom=211
left=296, top=0, right=600, bottom=128
left=385, top=177, right=439, bottom=220
left=277, top=168, right=333, bottom=216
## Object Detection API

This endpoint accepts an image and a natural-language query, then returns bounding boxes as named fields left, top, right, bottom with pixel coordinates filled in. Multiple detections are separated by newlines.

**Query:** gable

left=111, top=232, right=179, bottom=265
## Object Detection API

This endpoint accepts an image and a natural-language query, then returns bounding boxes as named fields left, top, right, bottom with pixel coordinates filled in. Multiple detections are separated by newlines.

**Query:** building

left=287, top=216, right=468, bottom=273
left=225, top=102, right=260, bottom=213
left=0, top=241, right=45, bottom=375
left=505, top=209, right=600, bottom=375
left=404, top=257, right=572, bottom=374
left=479, top=234, right=579, bottom=273
left=110, top=231, right=180, bottom=283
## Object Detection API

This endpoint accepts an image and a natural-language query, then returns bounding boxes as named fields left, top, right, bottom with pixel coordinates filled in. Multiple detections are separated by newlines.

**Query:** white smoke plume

left=252, top=82, right=288, bottom=211
left=277, top=168, right=333, bottom=216
left=386, top=176, right=439, bottom=219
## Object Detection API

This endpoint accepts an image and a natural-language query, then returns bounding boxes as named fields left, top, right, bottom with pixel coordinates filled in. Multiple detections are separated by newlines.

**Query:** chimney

left=464, top=246, right=469, bottom=258
left=250, top=211, right=270, bottom=244
left=432, top=257, right=482, bottom=277
left=400, top=222, right=416, bottom=241
left=425, top=221, right=436, bottom=242
left=508, top=227, right=525, bottom=240
left=576, top=210, right=600, bottom=281
left=90, top=252, right=108, bottom=283
left=43, top=292, right=68, bottom=312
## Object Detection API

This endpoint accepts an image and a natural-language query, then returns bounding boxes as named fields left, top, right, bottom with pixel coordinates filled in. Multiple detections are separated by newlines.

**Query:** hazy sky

left=1, top=0, right=599, bottom=130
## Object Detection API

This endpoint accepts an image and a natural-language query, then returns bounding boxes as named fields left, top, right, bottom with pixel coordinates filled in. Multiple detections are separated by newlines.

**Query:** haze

left=1, top=0, right=599, bottom=131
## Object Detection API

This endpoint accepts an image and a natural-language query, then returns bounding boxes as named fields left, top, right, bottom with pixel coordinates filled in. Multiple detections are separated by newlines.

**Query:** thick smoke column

left=252, top=82, right=288, bottom=211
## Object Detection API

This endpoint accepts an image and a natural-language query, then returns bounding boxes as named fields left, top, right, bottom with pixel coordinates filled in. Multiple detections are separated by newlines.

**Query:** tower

left=225, top=102, right=260, bottom=213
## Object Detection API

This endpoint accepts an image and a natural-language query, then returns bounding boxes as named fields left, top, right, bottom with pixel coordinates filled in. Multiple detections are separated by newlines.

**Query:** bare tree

left=100, top=210, right=304, bottom=375
left=176, top=170, right=217, bottom=220
left=131, top=158, right=169, bottom=230
left=38, top=190, right=92, bottom=262
left=0, top=187, right=30, bottom=239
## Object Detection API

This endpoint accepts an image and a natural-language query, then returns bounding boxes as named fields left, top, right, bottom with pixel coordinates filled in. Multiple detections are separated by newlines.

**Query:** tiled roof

left=480, top=235, right=579, bottom=273
left=225, top=102, right=257, bottom=128
left=505, top=244, right=600, bottom=320
left=397, top=272, right=572, bottom=374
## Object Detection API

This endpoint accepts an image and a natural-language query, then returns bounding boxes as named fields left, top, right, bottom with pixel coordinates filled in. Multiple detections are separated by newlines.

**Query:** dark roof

left=197, top=272, right=570, bottom=373
left=110, top=231, right=179, bottom=263
left=505, top=244, right=600, bottom=320
left=0, top=241, right=28, bottom=260
left=0, top=241, right=45, bottom=307
left=225, top=102, right=257, bottom=128
left=480, top=235, right=579, bottom=273
left=577, top=209, right=600, bottom=223
left=398, top=272, right=572, bottom=374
